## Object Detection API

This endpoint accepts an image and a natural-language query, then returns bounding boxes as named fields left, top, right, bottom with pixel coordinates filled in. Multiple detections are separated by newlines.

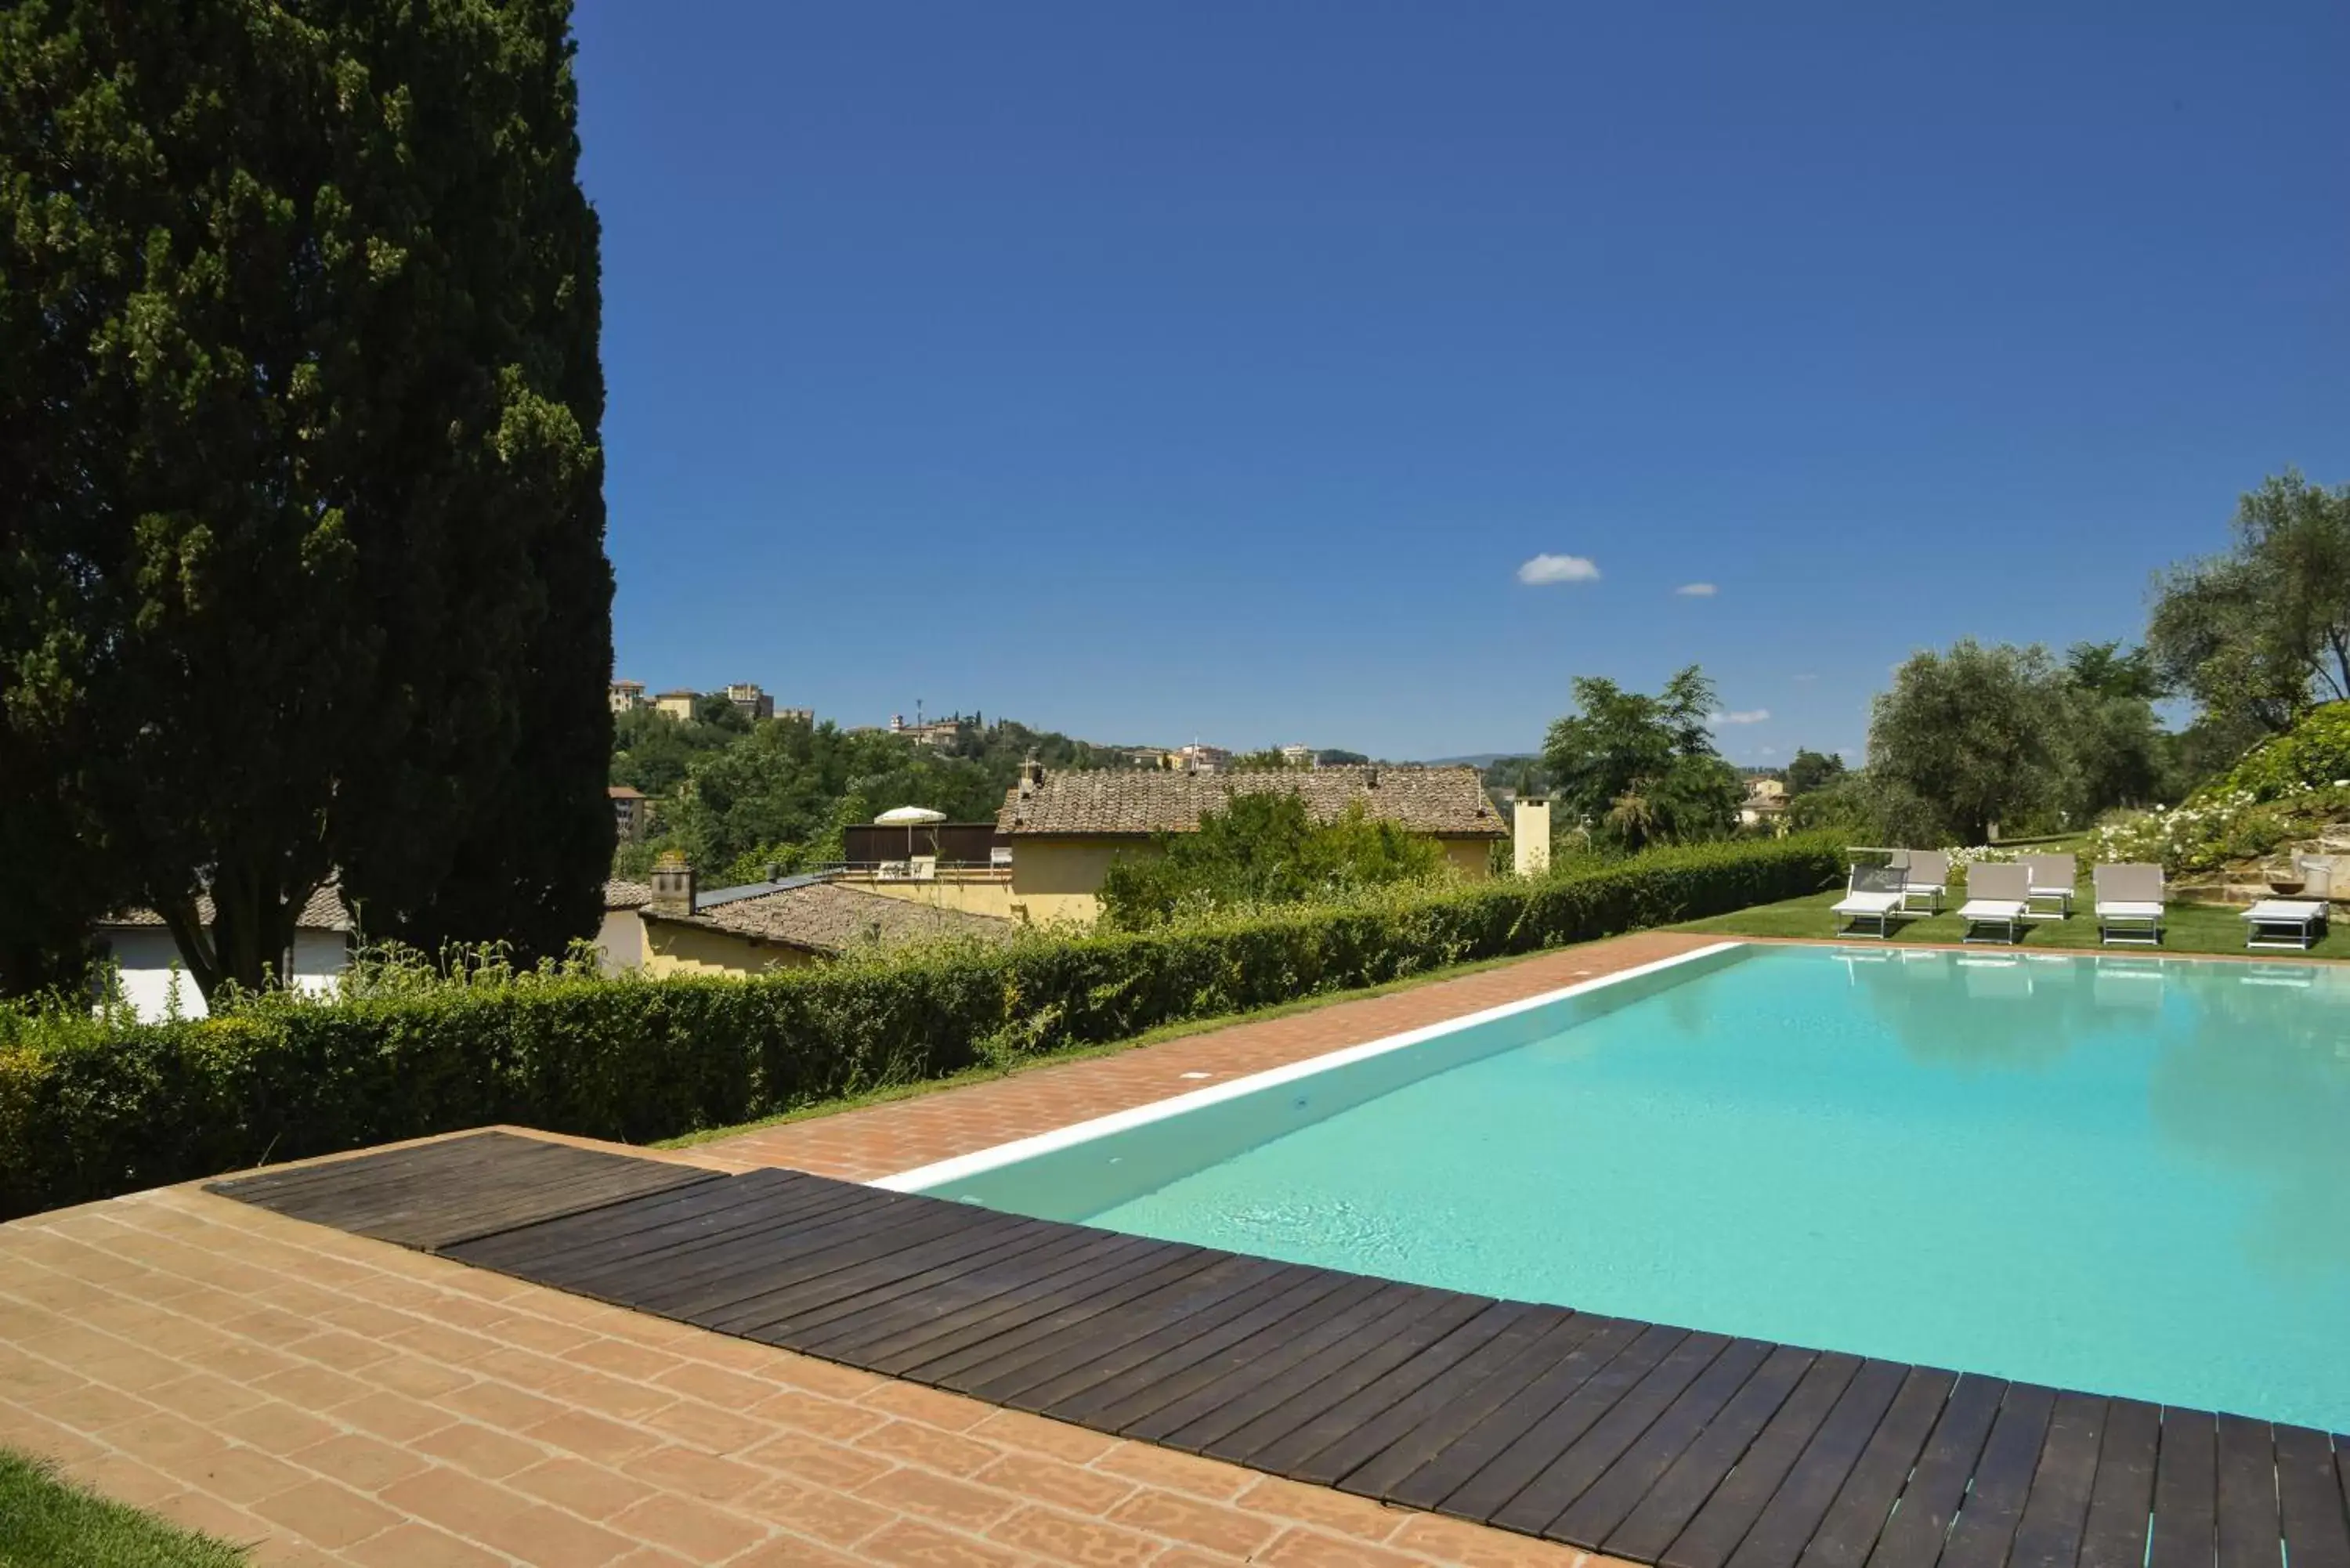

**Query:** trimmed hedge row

left=0, top=834, right=1842, bottom=1217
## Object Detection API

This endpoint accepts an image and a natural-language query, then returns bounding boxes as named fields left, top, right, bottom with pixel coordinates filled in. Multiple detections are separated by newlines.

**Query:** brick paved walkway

left=0, top=934, right=1714, bottom=1568
left=695, top=930, right=1723, bottom=1181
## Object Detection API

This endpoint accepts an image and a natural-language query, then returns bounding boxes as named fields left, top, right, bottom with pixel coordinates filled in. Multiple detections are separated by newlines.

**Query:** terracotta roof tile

left=103, top=882, right=353, bottom=932
left=647, top=881, right=1012, bottom=956
left=603, top=879, right=656, bottom=910
left=995, top=765, right=1502, bottom=838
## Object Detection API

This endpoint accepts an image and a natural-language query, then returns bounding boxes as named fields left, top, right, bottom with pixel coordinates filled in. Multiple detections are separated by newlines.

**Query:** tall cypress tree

left=0, top=0, right=612, bottom=995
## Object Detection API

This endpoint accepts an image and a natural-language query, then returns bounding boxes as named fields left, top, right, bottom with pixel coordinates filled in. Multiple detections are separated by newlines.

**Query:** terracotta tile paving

left=0, top=933, right=1714, bottom=1566
left=693, top=930, right=1723, bottom=1180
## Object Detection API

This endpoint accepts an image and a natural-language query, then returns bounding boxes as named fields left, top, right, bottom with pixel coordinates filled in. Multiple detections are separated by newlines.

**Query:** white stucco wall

left=102, top=927, right=349, bottom=1021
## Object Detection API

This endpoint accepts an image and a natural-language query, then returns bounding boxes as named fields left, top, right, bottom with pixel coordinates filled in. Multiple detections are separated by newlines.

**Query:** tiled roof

left=996, top=764, right=1504, bottom=838
left=103, top=882, right=353, bottom=933
left=608, top=785, right=647, bottom=800
left=603, top=880, right=656, bottom=910
left=648, top=881, right=1014, bottom=956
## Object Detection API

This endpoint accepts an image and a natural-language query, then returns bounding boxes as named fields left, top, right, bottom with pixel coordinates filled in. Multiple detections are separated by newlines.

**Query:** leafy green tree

left=1098, top=794, right=1444, bottom=928
left=1784, top=749, right=1846, bottom=797
left=693, top=693, right=753, bottom=732
left=0, top=0, right=609, bottom=995
left=1227, top=749, right=1310, bottom=771
left=2149, top=471, right=2350, bottom=732
left=658, top=722, right=1003, bottom=873
left=1541, top=667, right=1743, bottom=851
left=1868, top=641, right=2070, bottom=844
left=609, top=706, right=740, bottom=797
left=1316, top=750, right=1371, bottom=767
left=2055, top=642, right=2171, bottom=816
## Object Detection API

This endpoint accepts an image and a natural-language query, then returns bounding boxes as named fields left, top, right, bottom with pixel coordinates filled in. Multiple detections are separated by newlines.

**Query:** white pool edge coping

left=872, top=938, right=1748, bottom=1194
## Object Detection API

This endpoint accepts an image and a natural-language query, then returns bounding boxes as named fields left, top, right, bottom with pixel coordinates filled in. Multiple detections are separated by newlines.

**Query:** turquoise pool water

left=918, top=944, right=2350, bottom=1431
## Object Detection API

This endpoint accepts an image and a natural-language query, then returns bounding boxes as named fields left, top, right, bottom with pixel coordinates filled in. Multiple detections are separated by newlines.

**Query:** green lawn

left=1675, top=878, right=2350, bottom=960
left=0, top=1449, right=247, bottom=1567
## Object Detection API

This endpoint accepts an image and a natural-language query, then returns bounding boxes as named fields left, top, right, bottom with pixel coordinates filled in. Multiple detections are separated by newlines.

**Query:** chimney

left=649, top=852, right=696, bottom=915
left=1513, top=797, right=1553, bottom=878
left=1364, top=765, right=1379, bottom=789
left=1018, top=755, right=1044, bottom=796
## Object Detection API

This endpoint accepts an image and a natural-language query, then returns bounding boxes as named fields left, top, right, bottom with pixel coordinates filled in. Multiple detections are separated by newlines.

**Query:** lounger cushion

left=2095, top=901, right=2164, bottom=919
left=2244, top=898, right=2325, bottom=921
left=1958, top=899, right=2026, bottom=919
left=1833, top=893, right=1903, bottom=914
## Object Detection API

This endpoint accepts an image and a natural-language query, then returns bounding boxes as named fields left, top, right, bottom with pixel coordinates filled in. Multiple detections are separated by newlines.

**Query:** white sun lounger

left=1958, top=862, right=2030, bottom=944
left=2021, top=852, right=2077, bottom=919
left=2244, top=856, right=2332, bottom=951
left=1832, top=864, right=1909, bottom=938
left=2092, top=863, right=2164, bottom=947
left=1897, top=850, right=1949, bottom=913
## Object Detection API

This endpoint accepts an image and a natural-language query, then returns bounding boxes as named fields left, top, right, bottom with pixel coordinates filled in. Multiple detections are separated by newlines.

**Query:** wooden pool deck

left=215, top=1131, right=2350, bottom=1568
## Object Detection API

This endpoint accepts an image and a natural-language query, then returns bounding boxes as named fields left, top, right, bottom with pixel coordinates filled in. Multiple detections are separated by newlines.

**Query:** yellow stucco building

left=992, top=761, right=1506, bottom=924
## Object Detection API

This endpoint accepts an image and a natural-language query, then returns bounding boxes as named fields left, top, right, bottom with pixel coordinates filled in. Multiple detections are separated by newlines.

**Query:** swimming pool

left=894, top=941, right=2350, bottom=1433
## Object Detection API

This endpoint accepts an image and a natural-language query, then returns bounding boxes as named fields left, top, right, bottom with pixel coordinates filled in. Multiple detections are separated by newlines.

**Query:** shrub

left=2219, top=702, right=2350, bottom=801
left=0, top=835, right=1843, bottom=1218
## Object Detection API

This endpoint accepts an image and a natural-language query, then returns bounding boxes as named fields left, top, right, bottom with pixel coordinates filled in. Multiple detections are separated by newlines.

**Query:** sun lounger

left=2092, top=863, right=2164, bottom=947
left=2243, top=855, right=2332, bottom=951
left=2021, top=853, right=2076, bottom=919
left=1832, top=864, right=1909, bottom=938
left=1897, top=850, right=1949, bottom=913
left=1958, top=862, right=2030, bottom=944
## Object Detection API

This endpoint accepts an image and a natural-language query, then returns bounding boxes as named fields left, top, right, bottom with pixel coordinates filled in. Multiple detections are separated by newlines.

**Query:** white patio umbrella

left=874, top=804, right=946, bottom=859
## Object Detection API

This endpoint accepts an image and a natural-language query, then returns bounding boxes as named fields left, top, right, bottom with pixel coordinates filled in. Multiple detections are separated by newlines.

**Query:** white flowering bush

left=2089, top=780, right=2350, bottom=873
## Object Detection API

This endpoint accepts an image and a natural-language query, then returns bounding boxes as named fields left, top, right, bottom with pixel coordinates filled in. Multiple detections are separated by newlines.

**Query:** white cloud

left=1709, top=708, right=1771, bottom=726
left=1516, top=553, right=1600, bottom=586
left=1791, top=673, right=1818, bottom=683
left=1758, top=745, right=1780, bottom=757
left=1673, top=582, right=1718, bottom=597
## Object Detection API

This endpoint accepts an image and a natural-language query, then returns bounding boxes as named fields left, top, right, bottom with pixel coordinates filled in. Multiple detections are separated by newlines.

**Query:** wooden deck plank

left=1253, top=1301, right=1558, bottom=1483
left=1187, top=1292, right=1496, bottom=1463
left=1717, top=1359, right=1912, bottom=1568
left=703, top=1211, right=1055, bottom=1338
left=209, top=1131, right=719, bottom=1249
left=2076, top=1400, right=2160, bottom=1568
left=620, top=1190, right=936, bottom=1313
left=2214, top=1414, right=2280, bottom=1568
left=1860, top=1372, right=2006, bottom=1568
left=797, top=1230, right=1159, bottom=1362
left=2002, top=1390, right=2107, bottom=1568
left=1417, top=1322, right=1698, bottom=1519
left=1538, top=1337, right=1777, bottom=1548
left=1376, top=1317, right=1652, bottom=1511
left=969, top=1257, right=1311, bottom=1408
left=1071, top=1276, right=1400, bottom=1434
left=1488, top=1333, right=1753, bottom=1538
left=1603, top=1345, right=1821, bottom=1565
left=1333, top=1312, right=1622, bottom=1504
left=725, top=1218, right=1077, bottom=1341
left=910, top=1248, right=1253, bottom=1390
left=1005, top=1265, right=1352, bottom=1414
left=2147, top=1411, right=2217, bottom=1568
left=877, top=1243, right=1217, bottom=1380
left=2274, top=1427, right=2349, bottom=1568
left=540, top=1180, right=901, bottom=1295
left=1662, top=1352, right=1867, bottom=1568
left=1794, top=1367, right=1958, bottom=1568
left=446, top=1167, right=815, bottom=1272
left=1935, top=1383, right=2058, bottom=1568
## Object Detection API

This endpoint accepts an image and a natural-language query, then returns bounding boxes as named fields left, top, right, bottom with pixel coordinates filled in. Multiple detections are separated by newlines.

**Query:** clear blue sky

left=577, top=2, right=2347, bottom=764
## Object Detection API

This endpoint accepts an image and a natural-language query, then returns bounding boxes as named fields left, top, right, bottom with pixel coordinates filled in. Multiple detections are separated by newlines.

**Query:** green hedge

left=0, top=834, right=1842, bottom=1217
